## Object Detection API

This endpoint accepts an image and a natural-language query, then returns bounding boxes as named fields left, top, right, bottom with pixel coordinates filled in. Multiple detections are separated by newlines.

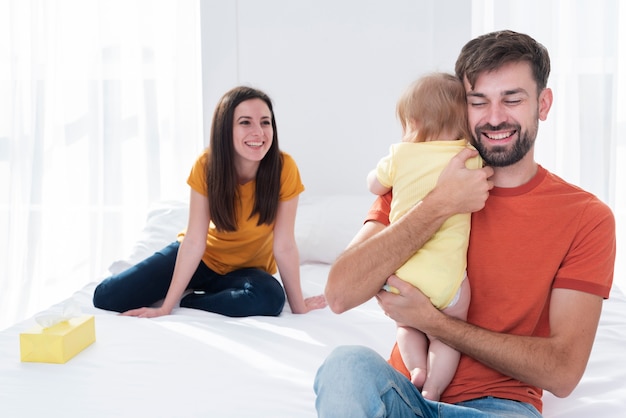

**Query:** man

left=314, top=30, right=615, bottom=417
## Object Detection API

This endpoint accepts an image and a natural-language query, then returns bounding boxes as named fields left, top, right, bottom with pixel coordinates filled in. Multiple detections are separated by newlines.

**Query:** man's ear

left=538, top=87, right=553, bottom=121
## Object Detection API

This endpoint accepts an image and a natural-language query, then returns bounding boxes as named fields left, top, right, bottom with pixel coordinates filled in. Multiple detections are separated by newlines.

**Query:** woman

left=93, top=86, right=326, bottom=317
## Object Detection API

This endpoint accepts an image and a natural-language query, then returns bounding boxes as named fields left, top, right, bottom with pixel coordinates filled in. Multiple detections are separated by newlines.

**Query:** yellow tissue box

left=20, top=315, right=96, bottom=364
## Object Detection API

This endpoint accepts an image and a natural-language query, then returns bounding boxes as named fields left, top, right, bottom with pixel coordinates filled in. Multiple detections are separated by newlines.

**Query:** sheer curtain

left=0, top=0, right=203, bottom=329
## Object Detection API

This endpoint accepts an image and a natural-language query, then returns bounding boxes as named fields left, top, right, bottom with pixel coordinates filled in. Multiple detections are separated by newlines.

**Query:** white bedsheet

left=1, top=264, right=625, bottom=417
left=0, top=264, right=396, bottom=417
left=1, top=197, right=624, bottom=417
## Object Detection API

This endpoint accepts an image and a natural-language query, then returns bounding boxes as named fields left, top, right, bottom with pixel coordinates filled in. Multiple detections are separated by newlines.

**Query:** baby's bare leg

left=421, top=338, right=460, bottom=400
left=396, top=324, right=428, bottom=389
left=422, top=279, right=471, bottom=401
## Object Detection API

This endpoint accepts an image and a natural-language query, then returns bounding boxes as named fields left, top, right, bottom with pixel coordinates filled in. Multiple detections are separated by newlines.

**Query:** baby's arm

left=367, top=169, right=391, bottom=196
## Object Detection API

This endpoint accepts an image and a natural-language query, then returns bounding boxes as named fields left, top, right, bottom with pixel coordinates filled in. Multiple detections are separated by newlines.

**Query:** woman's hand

left=121, top=306, right=170, bottom=318
left=292, top=294, right=327, bottom=314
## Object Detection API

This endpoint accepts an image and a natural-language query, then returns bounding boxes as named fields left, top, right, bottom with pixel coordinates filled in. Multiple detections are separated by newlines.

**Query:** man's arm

left=326, top=148, right=493, bottom=313
left=378, top=276, right=602, bottom=397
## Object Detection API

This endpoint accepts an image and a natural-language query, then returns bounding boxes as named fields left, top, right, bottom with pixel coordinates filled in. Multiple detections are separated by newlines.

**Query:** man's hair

left=397, top=72, right=471, bottom=143
left=455, top=30, right=551, bottom=93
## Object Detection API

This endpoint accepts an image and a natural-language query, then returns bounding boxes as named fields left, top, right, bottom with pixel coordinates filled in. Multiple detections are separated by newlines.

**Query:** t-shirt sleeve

left=553, top=197, right=615, bottom=299
left=365, top=191, right=392, bottom=226
left=375, top=147, right=395, bottom=188
left=187, top=150, right=209, bottom=196
left=279, top=152, right=305, bottom=201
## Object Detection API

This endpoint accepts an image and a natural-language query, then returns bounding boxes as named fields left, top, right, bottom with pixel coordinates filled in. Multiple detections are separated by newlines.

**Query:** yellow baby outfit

left=375, top=139, right=482, bottom=309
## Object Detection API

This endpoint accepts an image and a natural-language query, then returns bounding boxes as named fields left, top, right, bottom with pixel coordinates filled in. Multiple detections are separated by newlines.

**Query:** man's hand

left=434, top=148, right=493, bottom=215
left=376, top=276, right=440, bottom=332
left=376, top=275, right=440, bottom=332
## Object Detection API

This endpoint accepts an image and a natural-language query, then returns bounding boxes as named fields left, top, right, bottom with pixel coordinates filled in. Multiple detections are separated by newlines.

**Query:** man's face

left=465, top=61, right=551, bottom=167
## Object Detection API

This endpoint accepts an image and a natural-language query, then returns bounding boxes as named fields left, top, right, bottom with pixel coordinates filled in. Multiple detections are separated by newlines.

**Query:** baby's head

left=397, top=72, right=471, bottom=143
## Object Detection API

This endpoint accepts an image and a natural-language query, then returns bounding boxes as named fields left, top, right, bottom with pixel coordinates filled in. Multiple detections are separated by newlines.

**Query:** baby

left=367, top=72, right=482, bottom=401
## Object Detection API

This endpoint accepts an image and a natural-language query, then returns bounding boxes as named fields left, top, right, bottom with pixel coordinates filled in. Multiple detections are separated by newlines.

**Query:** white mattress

left=1, top=197, right=624, bottom=417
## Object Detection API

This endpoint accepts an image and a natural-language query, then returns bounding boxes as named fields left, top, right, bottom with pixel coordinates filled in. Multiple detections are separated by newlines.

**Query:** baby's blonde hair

left=397, top=72, right=471, bottom=143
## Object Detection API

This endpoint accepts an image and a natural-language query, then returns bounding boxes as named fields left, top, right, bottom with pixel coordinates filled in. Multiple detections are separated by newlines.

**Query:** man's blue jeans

left=314, top=346, right=543, bottom=417
left=93, top=241, right=286, bottom=317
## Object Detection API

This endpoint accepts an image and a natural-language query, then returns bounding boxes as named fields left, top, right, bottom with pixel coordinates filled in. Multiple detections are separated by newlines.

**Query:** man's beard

left=472, top=120, right=538, bottom=167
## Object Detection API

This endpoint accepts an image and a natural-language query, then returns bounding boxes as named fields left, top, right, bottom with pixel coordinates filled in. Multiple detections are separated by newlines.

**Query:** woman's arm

left=122, top=189, right=209, bottom=318
left=273, top=195, right=326, bottom=314
left=326, top=148, right=493, bottom=313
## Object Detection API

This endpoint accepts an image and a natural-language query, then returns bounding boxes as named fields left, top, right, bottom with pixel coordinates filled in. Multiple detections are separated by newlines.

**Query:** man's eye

left=469, top=102, right=486, bottom=107
left=505, top=100, right=522, bottom=105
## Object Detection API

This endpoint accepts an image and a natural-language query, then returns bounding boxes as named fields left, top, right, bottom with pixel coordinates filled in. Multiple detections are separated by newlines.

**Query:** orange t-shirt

left=368, top=165, right=615, bottom=412
left=179, top=150, right=304, bottom=275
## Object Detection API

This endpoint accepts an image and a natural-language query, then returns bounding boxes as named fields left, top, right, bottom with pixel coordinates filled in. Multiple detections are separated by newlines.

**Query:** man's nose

left=486, top=103, right=507, bottom=126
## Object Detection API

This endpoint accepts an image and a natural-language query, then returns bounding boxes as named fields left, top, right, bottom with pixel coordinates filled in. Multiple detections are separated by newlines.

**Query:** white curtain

left=1, top=0, right=623, bottom=331
left=0, top=0, right=203, bottom=329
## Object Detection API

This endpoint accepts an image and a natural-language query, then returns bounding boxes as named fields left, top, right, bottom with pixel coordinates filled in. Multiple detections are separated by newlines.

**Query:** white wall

left=200, top=0, right=472, bottom=197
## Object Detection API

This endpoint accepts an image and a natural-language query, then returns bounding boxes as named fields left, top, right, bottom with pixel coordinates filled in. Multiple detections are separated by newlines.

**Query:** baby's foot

left=409, top=368, right=426, bottom=389
left=421, top=389, right=441, bottom=402
left=422, top=385, right=443, bottom=402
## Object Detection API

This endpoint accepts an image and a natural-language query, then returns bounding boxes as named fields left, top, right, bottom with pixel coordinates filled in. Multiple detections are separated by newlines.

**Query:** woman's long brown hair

left=206, top=86, right=282, bottom=232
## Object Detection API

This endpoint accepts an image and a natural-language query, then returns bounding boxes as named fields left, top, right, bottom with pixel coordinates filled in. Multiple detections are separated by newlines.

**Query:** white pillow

left=295, top=194, right=375, bottom=264
left=108, top=200, right=189, bottom=275
left=108, top=194, right=376, bottom=274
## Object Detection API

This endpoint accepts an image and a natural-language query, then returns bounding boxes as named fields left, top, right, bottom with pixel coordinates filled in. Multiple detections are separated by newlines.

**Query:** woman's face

left=232, top=98, right=273, bottom=166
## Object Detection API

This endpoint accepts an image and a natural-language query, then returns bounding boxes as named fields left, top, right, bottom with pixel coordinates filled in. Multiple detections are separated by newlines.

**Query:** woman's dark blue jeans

left=92, top=241, right=286, bottom=317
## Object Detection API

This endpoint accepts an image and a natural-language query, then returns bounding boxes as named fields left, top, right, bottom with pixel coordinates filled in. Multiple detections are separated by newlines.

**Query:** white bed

left=1, top=196, right=624, bottom=417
